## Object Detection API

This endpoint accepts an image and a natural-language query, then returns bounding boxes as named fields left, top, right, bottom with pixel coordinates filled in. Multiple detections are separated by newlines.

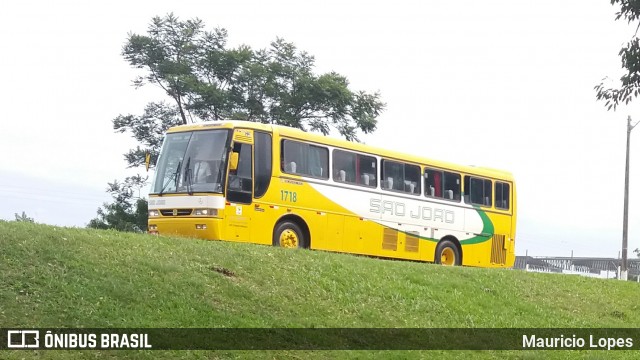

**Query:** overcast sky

left=1, top=0, right=638, bottom=258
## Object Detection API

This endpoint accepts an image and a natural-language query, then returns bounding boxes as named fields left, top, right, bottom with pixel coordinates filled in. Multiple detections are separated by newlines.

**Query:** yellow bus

left=148, top=120, right=516, bottom=268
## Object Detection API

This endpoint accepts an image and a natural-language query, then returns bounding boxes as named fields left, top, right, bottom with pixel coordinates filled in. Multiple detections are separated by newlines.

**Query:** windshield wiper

left=184, top=157, right=193, bottom=195
left=159, top=160, right=182, bottom=196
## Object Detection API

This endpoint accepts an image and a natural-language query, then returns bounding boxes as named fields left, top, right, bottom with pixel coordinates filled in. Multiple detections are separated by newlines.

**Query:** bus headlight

left=194, top=208, right=218, bottom=217
left=148, top=210, right=160, bottom=217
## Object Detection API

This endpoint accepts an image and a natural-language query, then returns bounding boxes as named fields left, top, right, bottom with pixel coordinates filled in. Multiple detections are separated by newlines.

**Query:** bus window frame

left=380, top=159, right=422, bottom=196
left=280, top=138, right=330, bottom=181
left=424, top=167, right=461, bottom=203
left=495, top=181, right=511, bottom=210
left=332, top=148, right=378, bottom=189
left=464, top=175, right=493, bottom=208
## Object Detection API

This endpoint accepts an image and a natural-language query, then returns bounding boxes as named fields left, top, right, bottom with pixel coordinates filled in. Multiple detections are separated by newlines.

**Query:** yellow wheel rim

left=440, top=248, right=455, bottom=266
left=279, top=229, right=299, bottom=248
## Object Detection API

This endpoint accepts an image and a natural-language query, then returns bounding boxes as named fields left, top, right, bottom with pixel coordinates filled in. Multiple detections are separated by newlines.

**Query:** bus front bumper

left=148, top=217, right=223, bottom=240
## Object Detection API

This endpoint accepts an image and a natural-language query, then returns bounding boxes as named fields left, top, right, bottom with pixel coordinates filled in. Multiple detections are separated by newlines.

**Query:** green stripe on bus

left=394, top=206, right=494, bottom=245
left=459, top=206, right=494, bottom=245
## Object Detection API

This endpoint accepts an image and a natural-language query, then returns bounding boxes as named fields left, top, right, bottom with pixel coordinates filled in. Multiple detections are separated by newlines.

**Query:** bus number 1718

left=281, top=190, right=297, bottom=202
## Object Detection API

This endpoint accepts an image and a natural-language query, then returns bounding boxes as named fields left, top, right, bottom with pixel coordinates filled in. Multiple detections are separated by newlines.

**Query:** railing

left=514, top=256, right=640, bottom=280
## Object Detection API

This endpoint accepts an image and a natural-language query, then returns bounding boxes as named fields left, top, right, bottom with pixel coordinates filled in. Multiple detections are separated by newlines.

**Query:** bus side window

left=495, top=182, right=510, bottom=210
left=382, top=160, right=400, bottom=190
left=424, top=168, right=442, bottom=198
left=282, top=139, right=328, bottom=179
left=463, top=176, right=471, bottom=204
left=333, top=149, right=359, bottom=185
left=483, top=179, right=492, bottom=207
left=382, top=160, right=420, bottom=194
left=358, top=155, right=376, bottom=188
left=464, top=176, right=491, bottom=207
left=444, top=171, right=461, bottom=201
left=282, top=140, right=302, bottom=175
left=404, top=163, right=421, bottom=195
left=308, top=144, right=328, bottom=179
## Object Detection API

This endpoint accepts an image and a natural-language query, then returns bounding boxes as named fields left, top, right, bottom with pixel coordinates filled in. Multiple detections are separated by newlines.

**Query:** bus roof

left=167, top=120, right=514, bottom=182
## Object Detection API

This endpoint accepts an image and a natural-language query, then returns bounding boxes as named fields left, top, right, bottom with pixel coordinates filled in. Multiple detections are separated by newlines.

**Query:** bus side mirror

left=229, top=152, right=239, bottom=171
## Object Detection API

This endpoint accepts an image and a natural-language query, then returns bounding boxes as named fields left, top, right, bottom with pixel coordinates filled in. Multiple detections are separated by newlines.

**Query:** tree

left=117, top=14, right=385, bottom=165
left=120, top=13, right=384, bottom=145
left=595, top=1, right=640, bottom=109
left=88, top=175, right=148, bottom=232
left=14, top=211, right=34, bottom=223
left=225, top=38, right=383, bottom=141
left=91, top=14, right=384, bottom=232
left=112, top=101, right=184, bottom=169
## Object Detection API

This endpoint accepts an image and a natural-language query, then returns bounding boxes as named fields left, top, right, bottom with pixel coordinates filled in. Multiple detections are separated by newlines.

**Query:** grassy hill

left=1, top=220, right=639, bottom=359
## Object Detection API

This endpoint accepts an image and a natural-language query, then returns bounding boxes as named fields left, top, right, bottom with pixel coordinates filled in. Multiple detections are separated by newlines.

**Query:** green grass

left=1, top=220, right=639, bottom=359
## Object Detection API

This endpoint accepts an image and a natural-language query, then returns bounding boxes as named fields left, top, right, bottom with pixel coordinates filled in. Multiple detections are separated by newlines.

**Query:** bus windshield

left=151, top=129, right=230, bottom=195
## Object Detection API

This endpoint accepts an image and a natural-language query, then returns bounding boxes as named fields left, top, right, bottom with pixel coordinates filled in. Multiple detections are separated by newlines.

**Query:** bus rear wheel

left=435, top=240, right=461, bottom=266
left=273, top=221, right=306, bottom=249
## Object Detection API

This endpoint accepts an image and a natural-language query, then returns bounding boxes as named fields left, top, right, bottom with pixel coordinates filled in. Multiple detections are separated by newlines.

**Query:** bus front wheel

left=273, top=221, right=306, bottom=249
left=435, top=240, right=461, bottom=266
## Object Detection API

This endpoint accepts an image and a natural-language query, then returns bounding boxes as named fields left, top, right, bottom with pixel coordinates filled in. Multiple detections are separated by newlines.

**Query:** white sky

left=1, top=0, right=638, bottom=258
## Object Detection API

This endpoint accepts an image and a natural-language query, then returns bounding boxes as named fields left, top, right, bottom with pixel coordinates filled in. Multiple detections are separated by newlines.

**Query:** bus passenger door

left=250, top=131, right=273, bottom=245
left=226, top=137, right=253, bottom=242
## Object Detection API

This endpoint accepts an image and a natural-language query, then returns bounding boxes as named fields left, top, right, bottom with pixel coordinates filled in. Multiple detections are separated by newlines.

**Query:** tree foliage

left=118, top=13, right=384, bottom=166
left=90, top=14, right=384, bottom=232
left=14, top=211, right=34, bottom=223
left=88, top=175, right=148, bottom=232
left=596, top=1, right=640, bottom=109
left=113, top=102, right=184, bottom=168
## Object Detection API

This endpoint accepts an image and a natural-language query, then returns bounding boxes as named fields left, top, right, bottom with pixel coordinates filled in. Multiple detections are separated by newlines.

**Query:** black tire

left=434, top=239, right=461, bottom=266
left=273, top=221, right=307, bottom=249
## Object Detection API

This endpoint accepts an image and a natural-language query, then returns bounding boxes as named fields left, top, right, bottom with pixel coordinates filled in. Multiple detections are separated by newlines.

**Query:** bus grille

left=405, top=231, right=420, bottom=253
left=160, top=209, right=193, bottom=216
left=382, top=228, right=398, bottom=251
left=491, top=234, right=507, bottom=264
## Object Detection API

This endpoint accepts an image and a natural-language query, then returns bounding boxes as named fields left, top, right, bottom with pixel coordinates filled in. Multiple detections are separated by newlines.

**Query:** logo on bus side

left=369, top=198, right=455, bottom=224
